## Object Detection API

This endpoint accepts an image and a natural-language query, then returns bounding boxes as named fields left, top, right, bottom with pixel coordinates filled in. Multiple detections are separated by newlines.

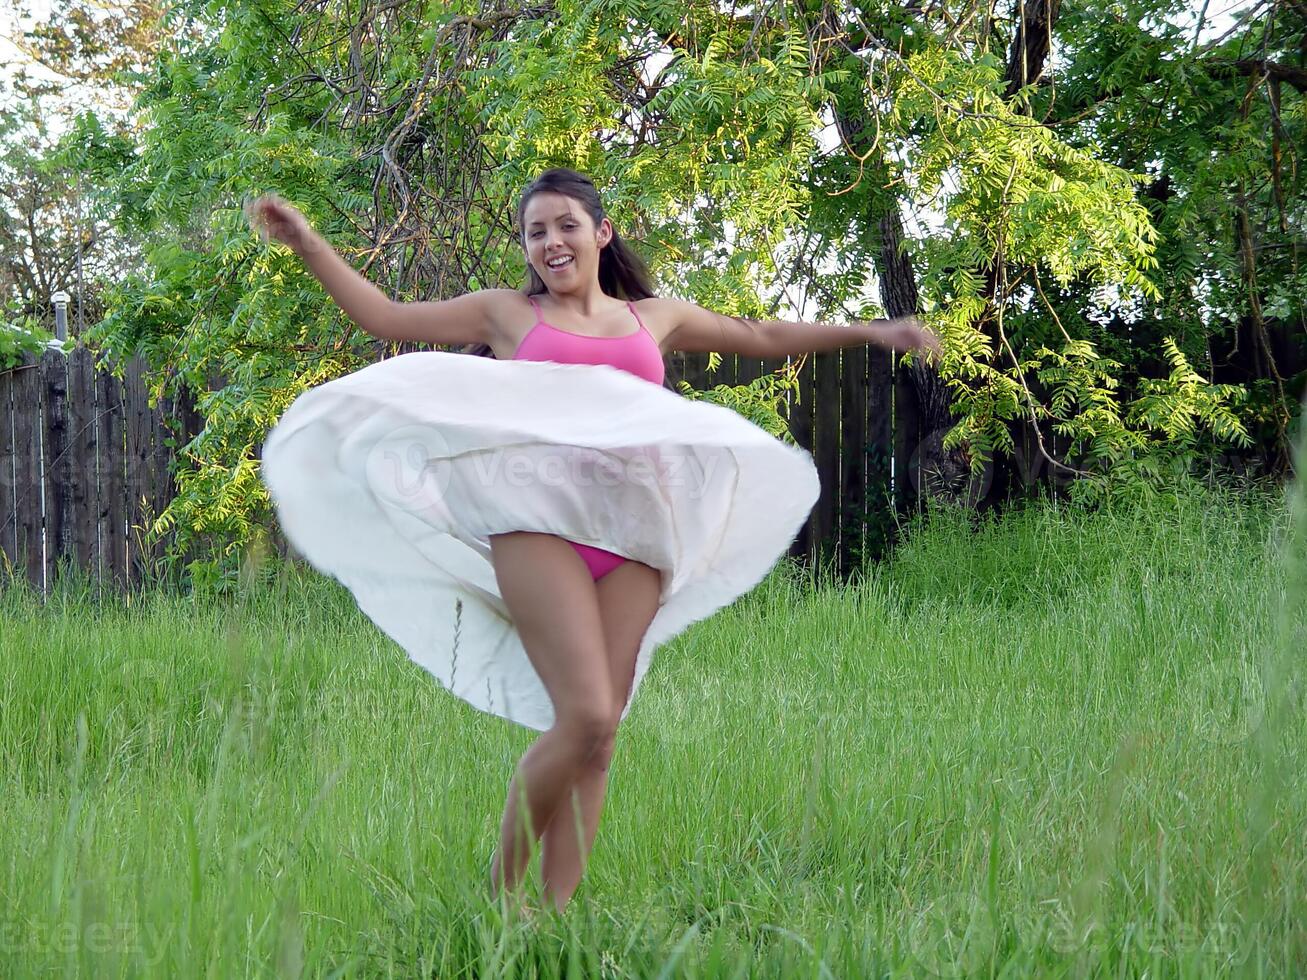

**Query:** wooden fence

left=669, top=345, right=918, bottom=583
left=0, top=347, right=202, bottom=593
left=2, top=342, right=918, bottom=594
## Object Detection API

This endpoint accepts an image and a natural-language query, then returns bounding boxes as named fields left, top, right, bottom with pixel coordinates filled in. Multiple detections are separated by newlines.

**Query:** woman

left=247, top=167, right=938, bottom=919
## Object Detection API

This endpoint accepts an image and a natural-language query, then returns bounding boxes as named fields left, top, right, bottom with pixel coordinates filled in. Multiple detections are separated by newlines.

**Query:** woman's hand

left=244, top=193, right=319, bottom=255
left=879, top=315, right=942, bottom=361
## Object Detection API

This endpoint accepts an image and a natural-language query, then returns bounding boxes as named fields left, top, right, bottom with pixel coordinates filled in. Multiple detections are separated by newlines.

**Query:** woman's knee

left=553, top=704, right=620, bottom=768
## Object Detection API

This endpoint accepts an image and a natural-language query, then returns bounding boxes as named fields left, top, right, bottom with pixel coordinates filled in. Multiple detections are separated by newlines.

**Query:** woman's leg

left=539, top=558, right=663, bottom=909
left=486, top=532, right=619, bottom=912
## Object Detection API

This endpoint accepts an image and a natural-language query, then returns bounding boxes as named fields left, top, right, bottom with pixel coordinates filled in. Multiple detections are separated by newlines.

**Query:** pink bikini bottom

left=566, top=540, right=628, bottom=581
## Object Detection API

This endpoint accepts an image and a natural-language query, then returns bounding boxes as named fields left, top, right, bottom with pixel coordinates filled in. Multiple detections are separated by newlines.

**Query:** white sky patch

left=1, top=0, right=136, bottom=137
left=2, top=0, right=59, bottom=87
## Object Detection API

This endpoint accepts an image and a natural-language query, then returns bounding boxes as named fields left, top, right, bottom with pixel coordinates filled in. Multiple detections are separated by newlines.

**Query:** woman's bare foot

left=490, top=850, right=543, bottom=927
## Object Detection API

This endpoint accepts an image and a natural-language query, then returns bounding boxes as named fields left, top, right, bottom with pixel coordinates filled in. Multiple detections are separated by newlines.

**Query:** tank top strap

left=626, top=300, right=647, bottom=331
left=527, top=294, right=544, bottom=324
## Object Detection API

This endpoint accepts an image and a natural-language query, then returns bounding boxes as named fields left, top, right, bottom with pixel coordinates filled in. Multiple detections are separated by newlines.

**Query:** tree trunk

left=969, top=0, right=1067, bottom=506
left=874, top=208, right=978, bottom=503
left=815, top=5, right=963, bottom=503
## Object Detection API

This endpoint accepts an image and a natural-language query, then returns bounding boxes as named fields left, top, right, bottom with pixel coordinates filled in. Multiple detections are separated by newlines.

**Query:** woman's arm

left=756, top=314, right=941, bottom=359
left=290, top=227, right=398, bottom=339
left=246, top=194, right=493, bottom=346
left=661, top=297, right=940, bottom=360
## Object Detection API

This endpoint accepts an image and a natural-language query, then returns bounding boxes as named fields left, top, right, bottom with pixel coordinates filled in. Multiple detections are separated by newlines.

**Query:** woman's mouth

left=545, top=255, right=574, bottom=272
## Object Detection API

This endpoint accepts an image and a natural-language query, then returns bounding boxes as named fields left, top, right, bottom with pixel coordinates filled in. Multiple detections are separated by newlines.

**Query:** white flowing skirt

left=260, top=351, right=820, bottom=732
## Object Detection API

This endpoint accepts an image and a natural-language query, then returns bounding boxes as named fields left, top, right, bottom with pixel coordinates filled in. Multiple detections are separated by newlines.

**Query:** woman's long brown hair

left=460, top=167, right=683, bottom=394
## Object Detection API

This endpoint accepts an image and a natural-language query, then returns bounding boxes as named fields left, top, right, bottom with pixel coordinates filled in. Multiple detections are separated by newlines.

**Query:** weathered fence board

left=42, top=349, right=70, bottom=579
left=123, top=356, right=152, bottom=581
left=68, top=347, right=97, bottom=571
left=814, top=348, right=842, bottom=574
left=0, top=365, right=16, bottom=566
left=786, top=352, right=816, bottom=565
left=893, top=355, right=923, bottom=515
left=839, top=344, right=868, bottom=575
left=149, top=386, right=174, bottom=569
left=0, top=348, right=204, bottom=594
left=866, top=349, right=895, bottom=556
left=96, top=368, right=126, bottom=586
left=11, top=361, right=43, bottom=587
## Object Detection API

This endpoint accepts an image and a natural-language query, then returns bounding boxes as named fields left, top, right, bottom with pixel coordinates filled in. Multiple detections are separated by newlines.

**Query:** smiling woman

left=456, top=168, right=686, bottom=392
left=248, top=164, right=938, bottom=918
left=250, top=166, right=822, bottom=917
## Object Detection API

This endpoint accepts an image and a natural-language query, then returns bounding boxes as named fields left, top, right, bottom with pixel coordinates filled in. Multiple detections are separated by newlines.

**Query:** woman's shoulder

left=629, top=296, right=684, bottom=349
left=629, top=295, right=682, bottom=319
left=463, top=290, right=536, bottom=357
left=476, top=288, right=534, bottom=307
left=631, top=295, right=697, bottom=312
left=473, top=288, right=537, bottom=322
left=630, top=295, right=696, bottom=325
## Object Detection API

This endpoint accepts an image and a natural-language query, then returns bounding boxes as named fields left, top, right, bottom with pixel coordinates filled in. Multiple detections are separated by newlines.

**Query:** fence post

left=0, top=357, right=19, bottom=577
left=41, top=348, right=70, bottom=592
left=893, top=352, right=922, bottom=518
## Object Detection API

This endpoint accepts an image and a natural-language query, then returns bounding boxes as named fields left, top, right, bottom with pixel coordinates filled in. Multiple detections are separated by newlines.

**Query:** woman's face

left=521, top=191, right=611, bottom=291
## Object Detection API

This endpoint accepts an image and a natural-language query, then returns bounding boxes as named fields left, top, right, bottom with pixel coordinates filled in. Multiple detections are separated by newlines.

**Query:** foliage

left=3, top=0, right=174, bottom=116
left=16, top=0, right=1296, bottom=580
left=0, top=313, right=55, bottom=369
left=1030, top=0, right=1305, bottom=462
left=886, top=42, right=1164, bottom=468
left=675, top=357, right=804, bottom=444
left=1035, top=336, right=1254, bottom=503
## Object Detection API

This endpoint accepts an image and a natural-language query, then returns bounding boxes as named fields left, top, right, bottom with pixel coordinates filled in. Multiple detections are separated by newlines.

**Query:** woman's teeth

left=546, top=256, right=573, bottom=270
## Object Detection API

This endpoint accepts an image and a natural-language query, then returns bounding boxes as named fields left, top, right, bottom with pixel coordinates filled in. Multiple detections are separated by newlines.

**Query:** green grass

left=2, top=477, right=1304, bottom=977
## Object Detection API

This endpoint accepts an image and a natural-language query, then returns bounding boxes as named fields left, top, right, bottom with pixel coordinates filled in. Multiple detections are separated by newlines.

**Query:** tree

left=0, top=0, right=180, bottom=330
left=82, top=0, right=1287, bottom=578
left=3, top=0, right=174, bottom=117
left=0, top=79, right=138, bottom=330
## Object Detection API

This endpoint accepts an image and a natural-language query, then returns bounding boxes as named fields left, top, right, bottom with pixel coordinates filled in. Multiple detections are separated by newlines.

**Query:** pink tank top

left=512, top=295, right=665, bottom=385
